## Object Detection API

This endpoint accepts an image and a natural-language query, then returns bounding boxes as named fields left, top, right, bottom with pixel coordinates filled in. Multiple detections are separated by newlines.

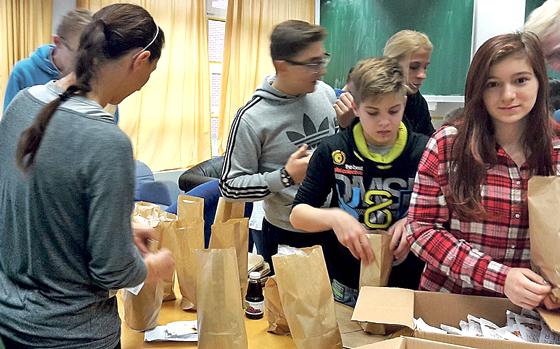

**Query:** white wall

left=471, top=0, right=526, bottom=56
left=52, top=0, right=76, bottom=35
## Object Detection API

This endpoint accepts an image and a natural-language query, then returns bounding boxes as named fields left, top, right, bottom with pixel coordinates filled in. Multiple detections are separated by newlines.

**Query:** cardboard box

left=352, top=287, right=560, bottom=349
left=355, top=336, right=475, bottom=349
left=335, top=301, right=387, bottom=348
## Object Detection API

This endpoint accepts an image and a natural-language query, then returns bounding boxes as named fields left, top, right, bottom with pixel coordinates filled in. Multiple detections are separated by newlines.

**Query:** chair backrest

left=136, top=181, right=172, bottom=207
left=178, top=156, right=224, bottom=192
left=135, top=160, right=155, bottom=201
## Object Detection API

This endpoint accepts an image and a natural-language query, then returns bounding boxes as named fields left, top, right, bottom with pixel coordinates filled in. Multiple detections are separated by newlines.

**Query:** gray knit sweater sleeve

left=84, top=129, right=147, bottom=289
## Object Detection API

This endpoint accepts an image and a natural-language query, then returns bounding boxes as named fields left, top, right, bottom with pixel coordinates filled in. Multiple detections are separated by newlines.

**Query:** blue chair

left=135, top=160, right=155, bottom=201
left=135, top=160, right=173, bottom=208
left=166, top=180, right=220, bottom=247
left=166, top=179, right=254, bottom=248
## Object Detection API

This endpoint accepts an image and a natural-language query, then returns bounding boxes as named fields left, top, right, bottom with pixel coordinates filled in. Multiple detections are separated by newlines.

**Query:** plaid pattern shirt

left=406, top=126, right=560, bottom=296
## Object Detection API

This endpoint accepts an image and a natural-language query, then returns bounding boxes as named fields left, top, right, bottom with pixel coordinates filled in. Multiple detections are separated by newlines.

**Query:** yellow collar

left=352, top=122, right=407, bottom=165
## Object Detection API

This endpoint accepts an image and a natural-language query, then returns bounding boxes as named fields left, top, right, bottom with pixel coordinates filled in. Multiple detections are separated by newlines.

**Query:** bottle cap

left=249, top=271, right=260, bottom=280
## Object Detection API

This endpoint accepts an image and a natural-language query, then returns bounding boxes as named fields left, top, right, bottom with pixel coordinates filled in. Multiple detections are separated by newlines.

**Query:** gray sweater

left=219, top=76, right=337, bottom=231
left=0, top=83, right=146, bottom=348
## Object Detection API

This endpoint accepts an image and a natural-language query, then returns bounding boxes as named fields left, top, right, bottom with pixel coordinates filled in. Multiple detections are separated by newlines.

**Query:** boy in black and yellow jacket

left=291, top=57, right=428, bottom=306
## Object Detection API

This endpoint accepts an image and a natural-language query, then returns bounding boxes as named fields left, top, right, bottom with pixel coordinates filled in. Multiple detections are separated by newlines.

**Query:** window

left=207, top=2, right=227, bottom=156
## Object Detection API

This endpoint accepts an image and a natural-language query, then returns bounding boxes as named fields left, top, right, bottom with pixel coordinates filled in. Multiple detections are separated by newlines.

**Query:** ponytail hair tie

left=59, top=90, right=72, bottom=102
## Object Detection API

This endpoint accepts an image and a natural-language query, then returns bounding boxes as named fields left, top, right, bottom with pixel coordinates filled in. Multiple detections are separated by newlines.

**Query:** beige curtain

left=0, top=0, right=52, bottom=113
left=78, top=0, right=211, bottom=171
left=217, top=0, right=315, bottom=155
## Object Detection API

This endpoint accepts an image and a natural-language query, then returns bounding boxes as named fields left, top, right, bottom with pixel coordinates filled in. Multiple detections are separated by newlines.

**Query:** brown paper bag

left=210, top=198, right=249, bottom=300
left=122, top=240, right=164, bottom=331
left=528, top=176, right=560, bottom=301
left=213, top=197, right=245, bottom=223
left=132, top=201, right=161, bottom=224
left=173, top=195, right=205, bottom=310
left=196, top=248, right=248, bottom=349
left=132, top=203, right=177, bottom=302
left=264, top=276, right=290, bottom=335
left=154, top=213, right=178, bottom=302
left=358, top=231, right=394, bottom=335
left=272, top=246, right=343, bottom=349
left=359, top=231, right=393, bottom=289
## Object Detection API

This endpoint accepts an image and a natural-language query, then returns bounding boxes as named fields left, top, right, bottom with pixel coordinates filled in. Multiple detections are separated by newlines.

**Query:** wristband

left=280, top=166, right=295, bottom=187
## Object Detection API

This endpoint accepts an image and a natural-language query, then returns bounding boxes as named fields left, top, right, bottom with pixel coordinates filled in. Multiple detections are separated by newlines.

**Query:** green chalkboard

left=525, top=0, right=544, bottom=16
left=320, top=0, right=474, bottom=96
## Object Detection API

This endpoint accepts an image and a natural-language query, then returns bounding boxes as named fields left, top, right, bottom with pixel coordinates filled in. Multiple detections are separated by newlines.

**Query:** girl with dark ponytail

left=0, top=4, right=174, bottom=348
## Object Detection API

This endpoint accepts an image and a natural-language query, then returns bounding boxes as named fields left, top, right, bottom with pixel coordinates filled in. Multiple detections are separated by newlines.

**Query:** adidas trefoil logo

left=286, top=113, right=330, bottom=149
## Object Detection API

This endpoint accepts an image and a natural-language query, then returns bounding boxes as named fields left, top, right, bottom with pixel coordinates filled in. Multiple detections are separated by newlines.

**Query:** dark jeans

left=261, top=218, right=332, bottom=274
left=250, top=228, right=264, bottom=255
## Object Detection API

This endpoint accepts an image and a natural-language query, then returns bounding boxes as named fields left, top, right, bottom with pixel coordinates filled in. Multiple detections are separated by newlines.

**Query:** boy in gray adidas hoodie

left=220, top=20, right=338, bottom=267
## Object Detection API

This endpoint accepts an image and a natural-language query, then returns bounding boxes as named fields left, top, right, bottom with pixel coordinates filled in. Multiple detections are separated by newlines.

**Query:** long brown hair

left=449, top=32, right=554, bottom=220
left=16, top=3, right=165, bottom=172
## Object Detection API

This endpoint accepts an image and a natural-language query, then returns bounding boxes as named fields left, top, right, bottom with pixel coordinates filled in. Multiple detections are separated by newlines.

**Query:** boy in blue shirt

left=3, top=9, right=92, bottom=112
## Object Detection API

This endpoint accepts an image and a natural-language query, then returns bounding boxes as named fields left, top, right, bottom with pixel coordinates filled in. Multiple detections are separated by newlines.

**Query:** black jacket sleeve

left=416, top=94, right=436, bottom=136
left=293, top=141, right=336, bottom=209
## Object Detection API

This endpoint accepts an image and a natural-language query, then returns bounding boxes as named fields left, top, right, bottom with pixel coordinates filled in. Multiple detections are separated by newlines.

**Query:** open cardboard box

left=352, top=287, right=560, bottom=349
left=355, top=336, right=475, bottom=349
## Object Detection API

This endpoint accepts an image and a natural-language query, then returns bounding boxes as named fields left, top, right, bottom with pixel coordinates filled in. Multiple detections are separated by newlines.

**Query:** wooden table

left=118, top=294, right=296, bottom=349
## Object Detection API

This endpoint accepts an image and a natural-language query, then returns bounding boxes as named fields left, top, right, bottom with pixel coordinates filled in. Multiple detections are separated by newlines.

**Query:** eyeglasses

left=284, top=52, right=331, bottom=71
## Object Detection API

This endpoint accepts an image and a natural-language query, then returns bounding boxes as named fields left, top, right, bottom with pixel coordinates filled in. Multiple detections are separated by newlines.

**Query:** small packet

left=478, top=317, right=502, bottom=339
left=539, top=320, right=560, bottom=345
left=514, top=313, right=541, bottom=343
left=465, top=314, right=483, bottom=337
left=413, top=318, right=447, bottom=334
left=276, top=245, right=307, bottom=256
left=521, top=308, right=541, bottom=320
left=495, top=326, right=526, bottom=342
left=440, top=324, right=463, bottom=335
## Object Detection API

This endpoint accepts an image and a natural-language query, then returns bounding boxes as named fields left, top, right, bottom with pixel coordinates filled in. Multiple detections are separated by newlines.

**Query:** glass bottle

left=245, top=271, right=264, bottom=319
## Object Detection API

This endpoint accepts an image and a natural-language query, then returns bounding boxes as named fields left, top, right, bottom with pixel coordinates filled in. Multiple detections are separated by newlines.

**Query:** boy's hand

left=285, top=144, right=311, bottom=184
left=334, top=92, right=356, bottom=128
left=331, top=209, right=374, bottom=264
left=388, top=218, right=410, bottom=263
left=504, top=268, right=551, bottom=310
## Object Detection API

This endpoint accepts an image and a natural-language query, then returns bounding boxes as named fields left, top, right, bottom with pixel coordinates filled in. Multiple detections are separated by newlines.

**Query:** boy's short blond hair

left=349, top=57, right=408, bottom=105
left=56, top=9, right=92, bottom=40
left=383, top=30, right=433, bottom=62
left=525, top=0, right=560, bottom=38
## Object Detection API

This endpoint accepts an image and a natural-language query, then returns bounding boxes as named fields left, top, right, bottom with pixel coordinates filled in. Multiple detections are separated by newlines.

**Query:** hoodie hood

left=253, top=75, right=329, bottom=104
left=30, top=45, right=60, bottom=77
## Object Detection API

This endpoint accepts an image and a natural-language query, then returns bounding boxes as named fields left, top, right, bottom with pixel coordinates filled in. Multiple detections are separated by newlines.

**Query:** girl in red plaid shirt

left=406, top=32, right=560, bottom=310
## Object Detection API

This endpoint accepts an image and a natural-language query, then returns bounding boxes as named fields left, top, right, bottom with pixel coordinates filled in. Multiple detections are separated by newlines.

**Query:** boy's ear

left=273, top=60, right=288, bottom=74
left=52, top=35, right=62, bottom=47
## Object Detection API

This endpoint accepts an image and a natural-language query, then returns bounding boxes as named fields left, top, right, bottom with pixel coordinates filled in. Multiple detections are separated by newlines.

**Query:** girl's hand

left=543, top=294, right=560, bottom=310
left=388, top=218, right=410, bottom=263
left=504, top=268, right=551, bottom=309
